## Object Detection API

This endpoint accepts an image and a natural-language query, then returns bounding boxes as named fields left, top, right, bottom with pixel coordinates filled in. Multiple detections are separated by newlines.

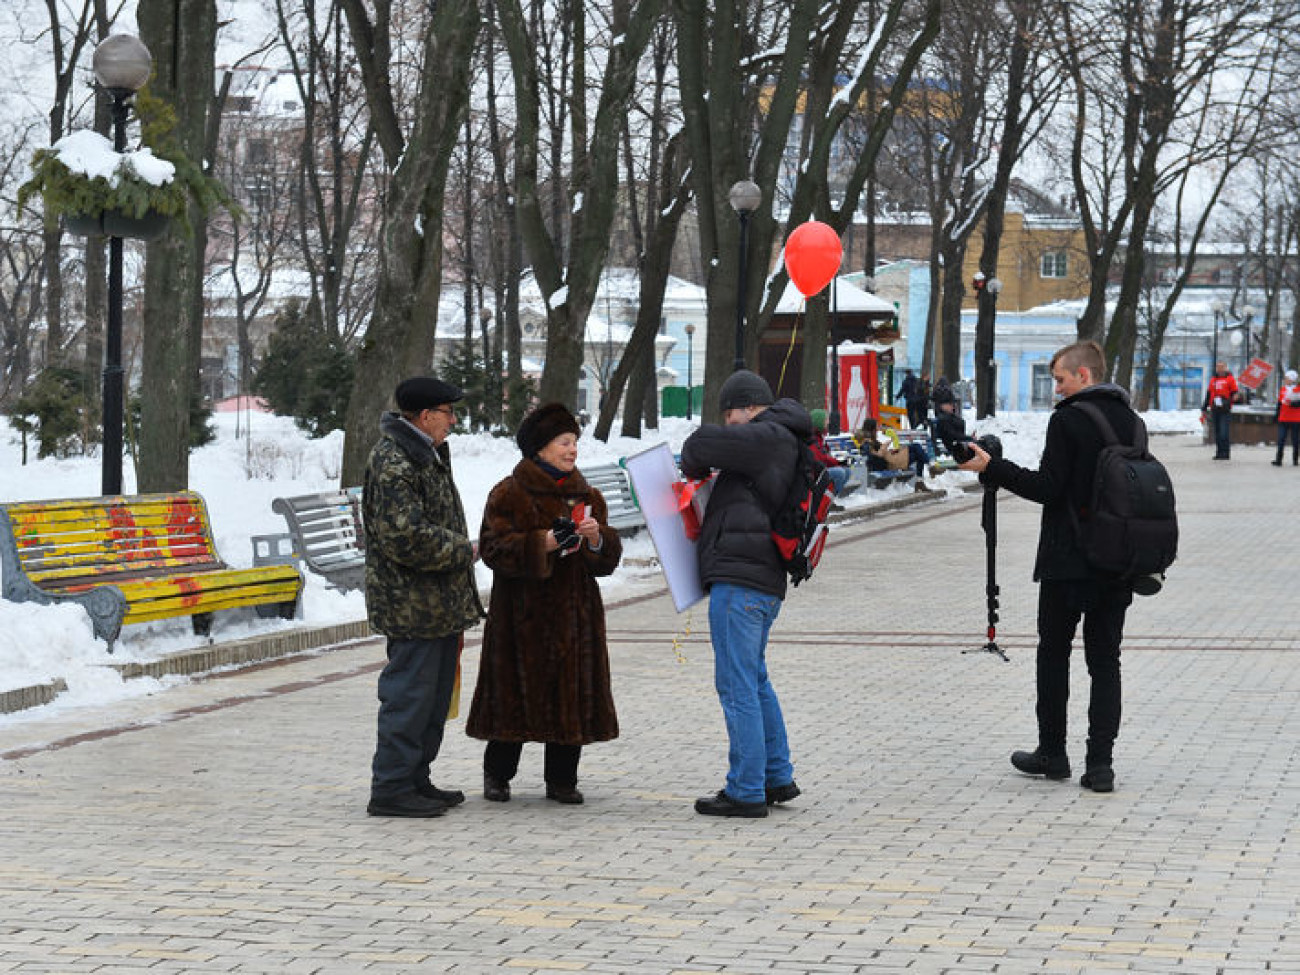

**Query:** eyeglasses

left=428, top=406, right=456, bottom=418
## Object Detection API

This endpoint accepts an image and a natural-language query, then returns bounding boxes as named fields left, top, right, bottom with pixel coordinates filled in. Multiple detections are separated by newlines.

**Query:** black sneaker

left=1080, top=765, right=1115, bottom=793
left=415, top=782, right=465, bottom=806
left=367, top=791, right=447, bottom=818
left=694, top=790, right=768, bottom=818
left=1010, top=749, right=1071, bottom=780
left=765, top=781, right=801, bottom=805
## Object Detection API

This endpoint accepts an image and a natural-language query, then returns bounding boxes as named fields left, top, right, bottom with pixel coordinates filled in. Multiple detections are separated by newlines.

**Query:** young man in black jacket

left=958, top=341, right=1135, bottom=793
left=680, top=370, right=805, bottom=818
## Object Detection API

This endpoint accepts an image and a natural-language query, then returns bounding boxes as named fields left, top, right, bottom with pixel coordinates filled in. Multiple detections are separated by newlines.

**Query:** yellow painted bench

left=0, top=492, right=303, bottom=649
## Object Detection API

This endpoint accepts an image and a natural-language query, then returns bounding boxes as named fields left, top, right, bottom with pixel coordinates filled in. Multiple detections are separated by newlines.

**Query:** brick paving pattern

left=0, top=435, right=1297, bottom=973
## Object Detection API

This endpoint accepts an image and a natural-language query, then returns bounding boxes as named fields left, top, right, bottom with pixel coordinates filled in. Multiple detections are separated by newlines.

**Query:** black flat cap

left=395, top=376, right=464, bottom=412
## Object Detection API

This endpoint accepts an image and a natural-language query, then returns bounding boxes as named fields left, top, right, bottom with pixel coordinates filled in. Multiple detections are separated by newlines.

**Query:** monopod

left=964, top=481, right=1008, bottom=661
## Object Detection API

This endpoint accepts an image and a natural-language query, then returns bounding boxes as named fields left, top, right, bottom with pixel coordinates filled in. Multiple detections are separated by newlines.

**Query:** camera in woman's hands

left=552, top=517, right=582, bottom=554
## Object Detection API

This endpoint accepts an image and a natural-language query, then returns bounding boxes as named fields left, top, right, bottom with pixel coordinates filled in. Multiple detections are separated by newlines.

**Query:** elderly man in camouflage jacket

left=363, top=376, right=484, bottom=818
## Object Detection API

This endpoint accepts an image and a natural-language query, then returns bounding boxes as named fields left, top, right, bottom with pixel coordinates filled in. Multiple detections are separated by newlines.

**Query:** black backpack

left=1070, top=400, right=1178, bottom=581
left=770, top=441, right=837, bottom=587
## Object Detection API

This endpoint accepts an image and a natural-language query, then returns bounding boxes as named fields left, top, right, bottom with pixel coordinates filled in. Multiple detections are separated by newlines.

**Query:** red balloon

left=784, top=221, right=843, bottom=298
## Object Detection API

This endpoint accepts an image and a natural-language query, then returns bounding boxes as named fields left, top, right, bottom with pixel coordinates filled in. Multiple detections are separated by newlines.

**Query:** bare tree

left=972, top=0, right=1063, bottom=417
left=1049, top=0, right=1293, bottom=387
left=337, top=0, right=481, bottom=486
left=496, top=0, right=664, bottom=410
left=0, top=123, right=49, bottom=406
left=1133, top=49, right=1284, bottom=409
left=674, top=0, right=940, bottom=421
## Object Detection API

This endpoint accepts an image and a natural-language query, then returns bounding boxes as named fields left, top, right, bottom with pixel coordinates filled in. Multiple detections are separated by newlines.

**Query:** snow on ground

left=0, top=406, right=1204, bottom=716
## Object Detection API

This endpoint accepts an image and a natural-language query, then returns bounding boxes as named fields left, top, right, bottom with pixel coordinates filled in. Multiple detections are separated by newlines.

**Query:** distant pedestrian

left=929, top=383, right=966, bottom=458
left=808, top=409, right=851, bottom=495
left=898, top=369, right=928, bottom=430
left=1272, top=368, right=1300, bottom=467
left=1202, top=362, right=1239, bottom=460
left=929, top=376, right=953, bottom=423
left=363, top=376, right=484, bottom=819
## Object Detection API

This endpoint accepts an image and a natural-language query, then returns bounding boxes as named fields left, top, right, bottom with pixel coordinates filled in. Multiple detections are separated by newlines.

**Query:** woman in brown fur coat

left=466, top=403, right=622, bottom=805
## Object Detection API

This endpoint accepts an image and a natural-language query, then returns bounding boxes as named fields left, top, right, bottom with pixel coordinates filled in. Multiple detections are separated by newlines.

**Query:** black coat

left=680, top=399, right=809, bottom=599
left=980, top=384, right=1138, bottom=582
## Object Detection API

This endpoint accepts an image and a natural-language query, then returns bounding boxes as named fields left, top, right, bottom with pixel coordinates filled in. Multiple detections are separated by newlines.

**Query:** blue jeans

left=707, top=583, right=793, bottom=803
left=826, top=466, right=851, bottom=494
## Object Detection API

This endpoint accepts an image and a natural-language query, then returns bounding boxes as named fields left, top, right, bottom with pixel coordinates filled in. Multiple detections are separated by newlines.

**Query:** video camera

left=948, top=433, right=1003, bottom=466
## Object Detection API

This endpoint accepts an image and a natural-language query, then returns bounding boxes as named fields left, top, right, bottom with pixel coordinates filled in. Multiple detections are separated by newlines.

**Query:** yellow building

left=959, top=211, right=1089, bottom=311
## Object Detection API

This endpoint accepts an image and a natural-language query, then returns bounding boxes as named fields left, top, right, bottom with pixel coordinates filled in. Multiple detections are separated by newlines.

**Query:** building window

left=246, top=138, right=271, bottom=167
left=1031, top=362, right=1054, bottom=407
left=1040, top=250, right=1068, bottom=278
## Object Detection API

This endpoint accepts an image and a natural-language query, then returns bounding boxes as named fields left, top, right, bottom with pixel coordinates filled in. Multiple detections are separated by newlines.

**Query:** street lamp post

left=92, top=33, right=153, bottom=496
left=1210, top=300, right=1224, bottom=367
left=728, top=180, right=762, bottom=371
left=1242, top=304, right=1255, bottom=403
left=828, top=277, right=842, bottom=435
left=684, top=323, right=696, bottom=420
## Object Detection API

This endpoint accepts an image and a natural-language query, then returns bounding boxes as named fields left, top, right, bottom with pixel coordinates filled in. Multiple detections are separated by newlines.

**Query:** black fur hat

left=516, top=402, right=581, bottom=457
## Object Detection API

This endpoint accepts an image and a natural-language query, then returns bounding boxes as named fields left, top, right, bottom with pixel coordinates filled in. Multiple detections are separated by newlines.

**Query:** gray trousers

left=370, top=634, right=460, bottom=799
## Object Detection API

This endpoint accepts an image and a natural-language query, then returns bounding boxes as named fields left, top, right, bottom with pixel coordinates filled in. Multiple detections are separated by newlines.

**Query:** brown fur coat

left=465, top=459, right=622, bottom=745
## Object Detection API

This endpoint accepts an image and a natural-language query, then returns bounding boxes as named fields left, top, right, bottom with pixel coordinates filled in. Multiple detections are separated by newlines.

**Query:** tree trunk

left=338, top=0, right=481, bottom=487
left=136, top=0, right=217, bottom=492
left=498, top=0, right=663, bottom=412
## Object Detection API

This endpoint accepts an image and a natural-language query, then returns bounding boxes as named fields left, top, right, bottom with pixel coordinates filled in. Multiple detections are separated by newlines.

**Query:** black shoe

left=765, top=781, right=801, bottom=805
left=483, top=775, right=511, bottom=802
left=415, top=782, right=465, bottom=806
left=1131, top=574, right=1163, bottom=597
left=1272, top=458, right=1283, bottom=466
left=694, top=790, right=768, bottom=818
left=545, top=784, right=585, bottom=805
left=1080, top=765, right=1115, bottom=793
left=1010, top=749, right=1071, bottom=780
left=367, top=791, right=447, bottom=818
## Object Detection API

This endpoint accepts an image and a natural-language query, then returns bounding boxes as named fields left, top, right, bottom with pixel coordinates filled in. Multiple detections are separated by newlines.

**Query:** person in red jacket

left=1272, top=368, right=1300, bottom=466
left=1202, top=362, right=1239, bottom=460
left=808, top=409, right=851, bottom=494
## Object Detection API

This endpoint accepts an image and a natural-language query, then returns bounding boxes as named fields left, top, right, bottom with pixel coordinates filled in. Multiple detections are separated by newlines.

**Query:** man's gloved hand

left=552, top=517, right=581, bottom=554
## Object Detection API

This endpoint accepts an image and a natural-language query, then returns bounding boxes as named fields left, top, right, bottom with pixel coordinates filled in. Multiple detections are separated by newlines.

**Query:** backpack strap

left=1071, top=399, right=1147, bottom=452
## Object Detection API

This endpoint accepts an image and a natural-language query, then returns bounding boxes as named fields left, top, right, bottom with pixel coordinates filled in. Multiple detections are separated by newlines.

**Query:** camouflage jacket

left=362, top=412, right=484, bottom=639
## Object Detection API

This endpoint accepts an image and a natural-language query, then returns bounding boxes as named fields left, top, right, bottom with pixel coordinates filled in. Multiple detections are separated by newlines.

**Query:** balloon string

left=670, top=610, right=692, bottom=664
left=777, top=303, right=803, bottom=394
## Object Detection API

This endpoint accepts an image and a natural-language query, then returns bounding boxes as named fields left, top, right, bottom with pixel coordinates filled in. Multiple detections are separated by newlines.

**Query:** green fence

left=661, top=385, right=703, bottom=418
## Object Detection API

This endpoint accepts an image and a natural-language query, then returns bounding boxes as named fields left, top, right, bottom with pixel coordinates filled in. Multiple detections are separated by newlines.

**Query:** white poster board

left=623, top=443, right=705, bottom=612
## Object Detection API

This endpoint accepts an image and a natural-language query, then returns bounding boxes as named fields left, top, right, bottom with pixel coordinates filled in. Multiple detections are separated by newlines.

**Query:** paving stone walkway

left=0, top=434, right=1297, bottom=973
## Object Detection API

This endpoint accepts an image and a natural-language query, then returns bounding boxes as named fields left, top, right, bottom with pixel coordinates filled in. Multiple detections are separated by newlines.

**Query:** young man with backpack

left=679, top=370, right=808, bottom=818
left=958, top=341, right=1169, bottom=794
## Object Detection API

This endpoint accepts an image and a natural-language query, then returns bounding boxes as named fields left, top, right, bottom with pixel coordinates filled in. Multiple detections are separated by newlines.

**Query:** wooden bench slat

left=267, top=491, right=366, bottom=591
left=0, top=491, right=302, bottom=648
left=28, top=557, right=226, bottom=588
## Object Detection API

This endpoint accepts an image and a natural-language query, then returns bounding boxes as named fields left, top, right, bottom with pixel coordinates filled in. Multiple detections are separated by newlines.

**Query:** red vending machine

left=827, top=344, right=880, bottom=433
